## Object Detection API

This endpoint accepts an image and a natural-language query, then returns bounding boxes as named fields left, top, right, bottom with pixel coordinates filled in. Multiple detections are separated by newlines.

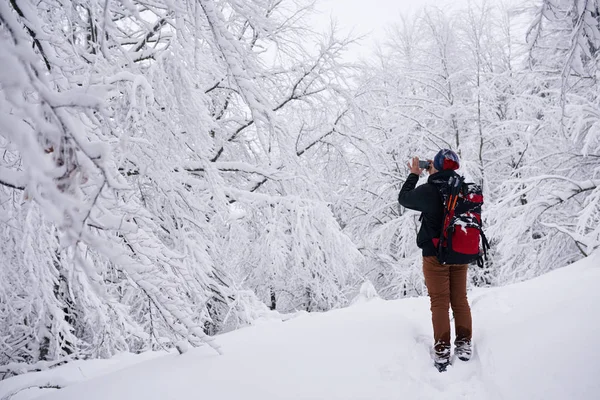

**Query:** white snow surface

left=2, top=253, right=599, bottom=400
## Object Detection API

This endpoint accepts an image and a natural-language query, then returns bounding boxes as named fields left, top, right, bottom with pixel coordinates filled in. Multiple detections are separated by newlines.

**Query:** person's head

left=432, top=149, right=460, bottom=173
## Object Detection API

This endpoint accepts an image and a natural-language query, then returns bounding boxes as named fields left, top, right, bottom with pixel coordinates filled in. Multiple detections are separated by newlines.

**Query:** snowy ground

left=2, top=252, right=599, bottom=400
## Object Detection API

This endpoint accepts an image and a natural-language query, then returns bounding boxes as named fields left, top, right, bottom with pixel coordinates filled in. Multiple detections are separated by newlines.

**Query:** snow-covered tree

left=0, top=0, right=362, bottom=376
left=489, top=0, right=600, bottom=281
left=342, top=0, right=598, bottom=295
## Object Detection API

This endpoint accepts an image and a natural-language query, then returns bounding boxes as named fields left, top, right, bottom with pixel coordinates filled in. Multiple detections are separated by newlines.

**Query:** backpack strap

left=481, top=231, right=490, bottom=258
left=476, top=231, right=491, bottom=268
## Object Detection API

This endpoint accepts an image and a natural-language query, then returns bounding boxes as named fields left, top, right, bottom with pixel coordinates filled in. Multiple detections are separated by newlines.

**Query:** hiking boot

left=434, top=359, right=450, bottom=372
left=455, top=340, right=472, bottom=361
left=433, top=341, right=451, bottom=372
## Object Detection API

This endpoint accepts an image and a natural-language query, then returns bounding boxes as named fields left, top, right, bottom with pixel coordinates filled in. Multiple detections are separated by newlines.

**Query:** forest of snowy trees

left=0, top=0, right=598, bottom=378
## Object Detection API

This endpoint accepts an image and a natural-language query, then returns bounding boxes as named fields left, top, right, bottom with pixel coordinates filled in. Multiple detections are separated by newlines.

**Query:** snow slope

left=2, top=252, right=599, bottom=400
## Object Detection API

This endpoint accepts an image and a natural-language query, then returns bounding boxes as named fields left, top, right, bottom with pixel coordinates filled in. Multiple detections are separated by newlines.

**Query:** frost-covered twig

left=1, top=383, right=63, bottom=400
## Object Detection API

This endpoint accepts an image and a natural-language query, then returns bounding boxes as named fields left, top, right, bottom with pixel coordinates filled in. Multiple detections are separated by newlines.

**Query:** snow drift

left=2, top=252, right=599, bottom=400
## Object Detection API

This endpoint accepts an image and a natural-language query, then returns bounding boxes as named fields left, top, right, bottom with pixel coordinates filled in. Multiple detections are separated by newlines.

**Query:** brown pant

left=423, top=256, right=472, bottom=348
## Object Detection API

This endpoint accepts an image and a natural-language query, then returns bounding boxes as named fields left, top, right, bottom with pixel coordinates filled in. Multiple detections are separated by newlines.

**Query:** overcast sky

left=312, top=0, right=444, bottom=59
left=312, top=0, right=529, bottom=61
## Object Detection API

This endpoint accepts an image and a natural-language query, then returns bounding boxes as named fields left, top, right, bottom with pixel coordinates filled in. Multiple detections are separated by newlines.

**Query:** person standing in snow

left=398, top=149, right=472, bottom=372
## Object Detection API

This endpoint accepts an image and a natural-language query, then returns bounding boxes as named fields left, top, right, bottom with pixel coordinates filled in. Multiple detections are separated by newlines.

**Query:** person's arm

left=398, top=173, right=431, bottom=211
left=398, top=157, right=436, bottom=212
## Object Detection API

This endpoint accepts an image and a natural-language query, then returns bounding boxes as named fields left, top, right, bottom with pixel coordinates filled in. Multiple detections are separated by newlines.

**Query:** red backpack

left=432, top=175, right=489, bottom=267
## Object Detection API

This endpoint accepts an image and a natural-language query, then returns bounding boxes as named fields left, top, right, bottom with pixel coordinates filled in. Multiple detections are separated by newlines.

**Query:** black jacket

left=398, top=170, right=456, bottom=256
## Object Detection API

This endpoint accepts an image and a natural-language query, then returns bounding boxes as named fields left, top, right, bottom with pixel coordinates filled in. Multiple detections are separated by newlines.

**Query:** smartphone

left=418, top=160, right=431, bottom=169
